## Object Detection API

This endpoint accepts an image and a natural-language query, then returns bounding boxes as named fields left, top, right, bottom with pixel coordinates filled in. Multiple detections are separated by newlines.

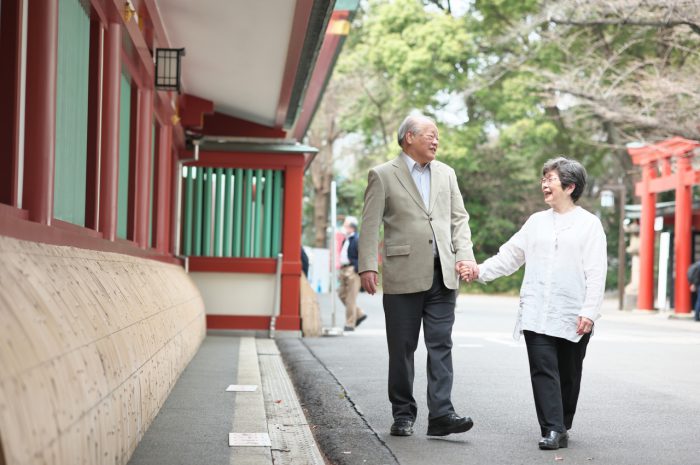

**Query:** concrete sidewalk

left=128, top=334, right=325, bottom=465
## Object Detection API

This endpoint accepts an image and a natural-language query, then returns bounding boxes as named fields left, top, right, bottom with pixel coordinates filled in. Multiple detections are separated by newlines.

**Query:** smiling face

left=541, top=170, right=575, bottom=208
left=405, top=121, right=439, bottom=165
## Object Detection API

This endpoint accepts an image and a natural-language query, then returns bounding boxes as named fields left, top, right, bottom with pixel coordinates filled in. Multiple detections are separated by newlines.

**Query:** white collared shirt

left=401, top=152, right=436, bottom=255
left=478, top=207, right=607, bottom=342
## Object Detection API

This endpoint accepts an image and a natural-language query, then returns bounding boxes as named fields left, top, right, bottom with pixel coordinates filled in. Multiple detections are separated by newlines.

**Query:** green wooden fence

left=181, top=167, right=284, bottom=257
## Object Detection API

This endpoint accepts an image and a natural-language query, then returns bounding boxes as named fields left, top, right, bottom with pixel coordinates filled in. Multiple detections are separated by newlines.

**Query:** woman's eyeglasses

left=540, top=176, right=560, bottom=186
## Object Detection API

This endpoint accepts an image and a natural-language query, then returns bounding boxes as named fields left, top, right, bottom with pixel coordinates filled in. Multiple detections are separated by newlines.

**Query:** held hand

left=576, top=316, right=594, bottom=335
left=457, top=261, right=478, bottom=282
left=360, top=271, right=378, bottom=295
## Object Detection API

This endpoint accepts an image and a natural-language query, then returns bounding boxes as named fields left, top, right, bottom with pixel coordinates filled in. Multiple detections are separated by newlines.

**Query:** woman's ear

left=566, top=184, right=576, bottom=195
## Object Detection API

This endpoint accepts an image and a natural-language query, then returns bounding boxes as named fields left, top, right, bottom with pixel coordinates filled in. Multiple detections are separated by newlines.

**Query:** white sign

left=228, top=433, right=271, bottom=447
left=225, top=385, right=258, bottom=392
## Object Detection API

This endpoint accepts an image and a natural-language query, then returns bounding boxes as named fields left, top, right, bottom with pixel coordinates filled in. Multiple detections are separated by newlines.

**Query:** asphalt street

left=282, top=291, right=700, bottom=465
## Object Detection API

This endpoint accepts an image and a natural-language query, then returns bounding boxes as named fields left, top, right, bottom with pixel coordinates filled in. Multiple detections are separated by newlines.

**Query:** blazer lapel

left=428, top=162, right=441, bottom=214
left=391, top=157, right=428, bottom=213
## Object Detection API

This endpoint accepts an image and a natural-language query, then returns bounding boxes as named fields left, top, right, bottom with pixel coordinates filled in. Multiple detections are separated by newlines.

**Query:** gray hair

left=542, top=157, right=587, bottom=202
left=344, top=216, right=358, bottom=231
left=397, top=113, right=436, bottom=147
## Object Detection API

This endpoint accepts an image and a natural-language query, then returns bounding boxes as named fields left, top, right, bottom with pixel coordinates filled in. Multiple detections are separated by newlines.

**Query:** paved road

left=296, top=292, right=700, bottom=465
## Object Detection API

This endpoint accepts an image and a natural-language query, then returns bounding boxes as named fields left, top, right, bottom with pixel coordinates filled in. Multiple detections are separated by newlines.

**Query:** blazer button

left=429, top=239, right=433, bottom=244
left=429, top=217, right=433, bottom=221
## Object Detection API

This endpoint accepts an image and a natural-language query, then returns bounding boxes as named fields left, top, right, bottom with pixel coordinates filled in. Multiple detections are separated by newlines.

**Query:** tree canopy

left=305, top=0, right=700, bottom=292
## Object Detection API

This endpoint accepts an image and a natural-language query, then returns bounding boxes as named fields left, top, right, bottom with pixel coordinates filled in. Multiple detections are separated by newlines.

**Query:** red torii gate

left=628, top=137, right=700, bottom=313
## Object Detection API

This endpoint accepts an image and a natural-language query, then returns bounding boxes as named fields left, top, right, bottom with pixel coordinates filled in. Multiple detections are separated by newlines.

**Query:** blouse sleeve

left=478, top=217, right=530, bottom=282
left=579, top=219, right=608, bottom=321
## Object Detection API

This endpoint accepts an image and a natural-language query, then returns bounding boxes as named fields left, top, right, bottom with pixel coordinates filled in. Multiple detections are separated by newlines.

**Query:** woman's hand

left=576, top=316, right=594, bottom=335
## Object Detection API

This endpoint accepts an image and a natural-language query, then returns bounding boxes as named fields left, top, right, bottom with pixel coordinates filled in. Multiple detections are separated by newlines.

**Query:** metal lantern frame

left=155, top=48, right=185, bottom=92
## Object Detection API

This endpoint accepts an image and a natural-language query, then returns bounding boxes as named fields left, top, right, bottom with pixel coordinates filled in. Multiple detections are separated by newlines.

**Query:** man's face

left=407, top=121, right=439, bottom=165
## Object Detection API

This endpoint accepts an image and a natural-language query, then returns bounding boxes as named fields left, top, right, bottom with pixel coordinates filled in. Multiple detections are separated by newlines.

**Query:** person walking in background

left=359, top=113, right=478, bottom=438
left=687, top=260, right=700, bottom=321
left=338, top=216, right=367, bottom=331
left=462, top=157, right=607, bottom=451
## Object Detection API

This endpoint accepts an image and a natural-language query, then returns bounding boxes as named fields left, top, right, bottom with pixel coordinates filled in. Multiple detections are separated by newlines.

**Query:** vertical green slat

left=243, top=169, right=253, bottom=257
left=253, top=169, right=263, bottom=257
left=262, top=169, right=273, bottom=257
left=202, top=167, right=213, bottom=256
left=117, top=73, right=131, bottom=239
left=271, top=170, right=282, bottom=255
left=55, top=0, right=89, bottom=226
left=183, top=166, right=194, bottom=256
left=214, top=168, right=224, bottom=256
left=223, top=168, right=233, bottom=257
left=193, top=166, right=203, bottom=255
left=232, top=168, right=243, bottom=257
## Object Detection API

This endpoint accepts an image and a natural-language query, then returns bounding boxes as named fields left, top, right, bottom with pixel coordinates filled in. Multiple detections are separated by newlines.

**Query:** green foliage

left=308, top=0, right=697, bottom=293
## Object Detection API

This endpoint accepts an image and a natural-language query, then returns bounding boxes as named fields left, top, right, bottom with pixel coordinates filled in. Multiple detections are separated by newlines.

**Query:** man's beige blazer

left=358, top=155, right=475, bottom=294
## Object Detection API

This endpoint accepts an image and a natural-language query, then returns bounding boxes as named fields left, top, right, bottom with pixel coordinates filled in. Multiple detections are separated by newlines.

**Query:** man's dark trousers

left=524, top=330, right=591, bottom=436
left=383, top=258, right=457, bottom=421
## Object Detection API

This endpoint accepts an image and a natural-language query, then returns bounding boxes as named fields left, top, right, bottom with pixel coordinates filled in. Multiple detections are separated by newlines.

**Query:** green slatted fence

left=180, top=167, right=284, bottom=257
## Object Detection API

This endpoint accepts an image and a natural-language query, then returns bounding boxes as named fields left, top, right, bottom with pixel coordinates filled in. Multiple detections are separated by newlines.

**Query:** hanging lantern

left=155, top=48, right=185, bottom=92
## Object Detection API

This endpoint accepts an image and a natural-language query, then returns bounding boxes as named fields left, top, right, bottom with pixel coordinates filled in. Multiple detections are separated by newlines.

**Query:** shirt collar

left=401, top=151, right=431, bottom=172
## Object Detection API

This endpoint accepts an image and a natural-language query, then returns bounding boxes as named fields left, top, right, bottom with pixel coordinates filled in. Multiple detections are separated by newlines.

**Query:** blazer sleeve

left=449, top=168, right=475, bottom=262
left=358, top=169, right=385, bottom=273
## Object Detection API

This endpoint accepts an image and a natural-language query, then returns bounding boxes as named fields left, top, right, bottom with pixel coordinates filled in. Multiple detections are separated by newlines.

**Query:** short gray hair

left=344, top=216, right=358, bottom=230
left=542, top=157, right=587, bottom=202
left=397, top=114, right=436, bottom=147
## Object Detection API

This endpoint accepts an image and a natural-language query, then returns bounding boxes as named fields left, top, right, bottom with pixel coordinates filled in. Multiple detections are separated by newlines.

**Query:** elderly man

left=358, top=113, right=478, bottom=437
left=338, top=216, right=367, bottom=331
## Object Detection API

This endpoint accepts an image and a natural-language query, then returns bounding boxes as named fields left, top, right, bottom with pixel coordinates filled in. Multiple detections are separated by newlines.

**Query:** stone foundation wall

left=0, top=236, right=205, bottom=464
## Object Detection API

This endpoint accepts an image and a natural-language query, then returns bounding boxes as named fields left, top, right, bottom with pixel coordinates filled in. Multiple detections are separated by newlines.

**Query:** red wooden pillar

left=154, top=124, right=173, bottom=253
left=638, top=164, right=657, bottom=310
left=133, top=89, right=153, bottom=248
left=99, top=23, right=122, bottom=241
left=278, top=159, right=304, bottom=330
left=0, top=0, right=23, bottom=207
left=85, top=20, right=104, bottom=230
left=674, top=157, right=692, bottom=314
left=23, top=0, right=58, bottom=224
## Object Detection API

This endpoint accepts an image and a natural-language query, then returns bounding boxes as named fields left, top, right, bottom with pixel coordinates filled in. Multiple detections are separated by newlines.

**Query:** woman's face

left=541, top=170, right=573, bottom=207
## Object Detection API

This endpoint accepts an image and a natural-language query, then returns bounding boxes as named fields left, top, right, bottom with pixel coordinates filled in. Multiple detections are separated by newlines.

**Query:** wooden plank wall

left=0, top=235, right=205, bottom=464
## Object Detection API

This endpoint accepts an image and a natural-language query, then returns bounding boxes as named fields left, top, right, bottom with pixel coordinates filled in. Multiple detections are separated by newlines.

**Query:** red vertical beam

left=23, top=0, right=59, bottom=224
left=278, top=161, right=304, bottom=330
left=133, top=88, right=153, bottom=248
left=0, top=0, right=23, bottom=206
left=638, top=164, right=657, bottom=310
left=674, top=157, right=692, bottom=314
left=99, top=23, right=122, bottom=241
left=85, top=20, right=104, bottom=229
left=154, top=123, right=173, bottom=253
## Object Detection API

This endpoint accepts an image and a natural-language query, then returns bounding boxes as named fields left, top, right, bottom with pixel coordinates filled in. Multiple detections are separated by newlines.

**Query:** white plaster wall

left=190, top=272, right=276, bottom=316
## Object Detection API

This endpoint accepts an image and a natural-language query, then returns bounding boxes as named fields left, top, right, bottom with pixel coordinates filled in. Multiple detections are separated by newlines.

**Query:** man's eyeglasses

left=540, top=176, right=560, bottom=185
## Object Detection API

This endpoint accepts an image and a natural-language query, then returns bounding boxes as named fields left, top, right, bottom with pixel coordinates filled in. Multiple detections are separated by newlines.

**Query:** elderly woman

left=463, top=157, right=607, bottom=450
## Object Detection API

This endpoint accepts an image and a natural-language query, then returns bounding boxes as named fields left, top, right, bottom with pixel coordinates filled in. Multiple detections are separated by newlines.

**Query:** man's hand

left=360, top=271, right=379, bottom=295
left=457, top=260, right=478, bottom=282
left=576, top=316, right=594, bottom=335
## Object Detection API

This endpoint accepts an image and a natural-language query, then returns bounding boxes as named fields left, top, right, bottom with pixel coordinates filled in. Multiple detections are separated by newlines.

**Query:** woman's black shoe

left=538, top=430, right=568, bottom=450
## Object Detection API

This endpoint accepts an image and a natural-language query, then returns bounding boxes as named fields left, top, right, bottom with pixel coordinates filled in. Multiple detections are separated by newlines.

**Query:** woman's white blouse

left=479, top=206, right=607, bottom=342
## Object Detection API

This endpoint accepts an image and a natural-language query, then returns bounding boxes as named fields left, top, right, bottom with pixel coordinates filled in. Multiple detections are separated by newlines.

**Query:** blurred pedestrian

left=687, top=260, right=700, bottom=321
left=338, top=216, right=366, bottom=331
